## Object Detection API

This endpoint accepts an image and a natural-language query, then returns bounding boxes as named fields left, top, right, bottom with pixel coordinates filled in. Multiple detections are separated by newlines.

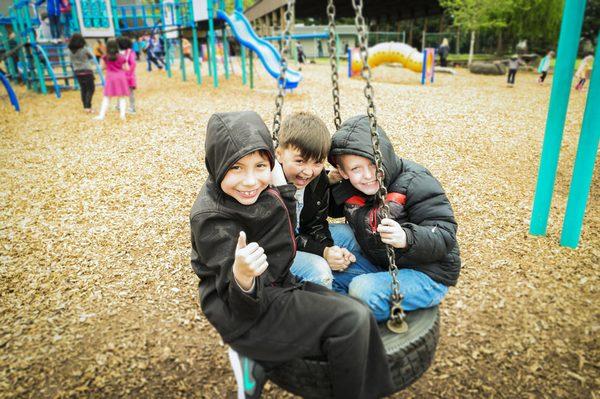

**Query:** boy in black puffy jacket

left=328, top=115, right=461, bottom=322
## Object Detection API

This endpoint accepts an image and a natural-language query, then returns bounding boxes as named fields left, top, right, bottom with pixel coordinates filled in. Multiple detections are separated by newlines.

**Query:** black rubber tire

left=267, top=306, right=440, bottom=399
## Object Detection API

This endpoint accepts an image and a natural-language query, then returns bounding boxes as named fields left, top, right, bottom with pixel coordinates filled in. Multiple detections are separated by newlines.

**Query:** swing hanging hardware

left=272, top=0, right=295, bottom=149
left=327, top=0, right=342, bottom=131
left=350, top=0, right=408, bottom=335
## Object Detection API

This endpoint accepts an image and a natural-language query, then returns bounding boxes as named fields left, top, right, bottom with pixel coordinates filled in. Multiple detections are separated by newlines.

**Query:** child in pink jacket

left=118, top=36, right=137, bottom=113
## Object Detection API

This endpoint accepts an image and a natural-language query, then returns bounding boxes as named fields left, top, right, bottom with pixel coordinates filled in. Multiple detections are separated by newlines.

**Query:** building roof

left=245, top=0, right=443, bottom=22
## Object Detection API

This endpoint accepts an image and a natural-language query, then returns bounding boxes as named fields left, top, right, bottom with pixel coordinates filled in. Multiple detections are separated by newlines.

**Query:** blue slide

left=216, top=10, right=302, bottom=89
left=0, top=71, right=20, bottom=112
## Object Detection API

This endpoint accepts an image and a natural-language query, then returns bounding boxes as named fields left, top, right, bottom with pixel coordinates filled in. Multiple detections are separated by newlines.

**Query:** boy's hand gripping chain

left=272, top=0, right=294, bottom=148
left=351, top=0, right=408, bottom=334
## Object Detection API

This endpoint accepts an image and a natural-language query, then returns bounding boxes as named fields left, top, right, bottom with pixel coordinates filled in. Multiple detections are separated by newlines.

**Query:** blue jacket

left=36, top=0, right=62, bottom=16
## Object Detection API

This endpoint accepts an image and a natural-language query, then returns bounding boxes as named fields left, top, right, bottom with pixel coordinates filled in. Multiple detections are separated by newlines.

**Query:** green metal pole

left=179, top=30, right=186, bottom=81
left=189, top=4, right=202, bottom=85
left=530, top=0, right=587, bottom=236
left=219, top=0, right=229, bottom=80
left=207, top=0, right=218, bottom=87
left=23, top=3, right=47, bottom=94
left=236, top=0, right=246, bottom=85
left=111, top=0, right=121, bottom=36
left=249, top=48, right=253, bottom=89
left=160, top=0, right=172, bottom=78
left=560, top=32, right=600, bottom=248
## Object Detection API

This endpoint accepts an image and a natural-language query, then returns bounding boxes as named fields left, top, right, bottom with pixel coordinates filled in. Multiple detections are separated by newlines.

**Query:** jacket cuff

left=297, top=236, right=332, bottom=257
left=228, top=277, right=262, bottom=318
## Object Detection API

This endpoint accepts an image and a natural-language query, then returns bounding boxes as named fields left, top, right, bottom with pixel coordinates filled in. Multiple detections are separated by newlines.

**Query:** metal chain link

left=272, top=0, right=294, bottom=148
left=327, top=0, right=342, bottom=130
left=351, top=0, right=407, bottom=333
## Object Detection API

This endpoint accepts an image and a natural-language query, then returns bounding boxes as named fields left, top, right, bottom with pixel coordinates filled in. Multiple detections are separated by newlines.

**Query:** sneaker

left=127, top=109, right=136, bottom=114
left=93, top=115, right=104, bottom=120
left=228, top=348, right=266, bottom=399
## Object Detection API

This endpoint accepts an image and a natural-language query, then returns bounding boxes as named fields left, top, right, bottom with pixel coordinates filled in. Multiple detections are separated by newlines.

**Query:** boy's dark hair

left=279, top=112, right=330, bottom=161
left=117, top=36, right=133, bottom=50
left=68, top=33, right=86, bottom=53
left=106, top=39, right=119, bottom=61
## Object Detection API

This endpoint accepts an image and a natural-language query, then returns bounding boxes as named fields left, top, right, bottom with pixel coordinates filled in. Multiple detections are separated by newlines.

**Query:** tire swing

left=267, top=1, right=440, bottom=397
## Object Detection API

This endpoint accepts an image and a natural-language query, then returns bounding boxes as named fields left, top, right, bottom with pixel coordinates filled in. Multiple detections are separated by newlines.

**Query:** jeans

left=507, top=69, right=517, bottom=84
left=329, top=223, right=449, bottom=322
left=75, top=72, right=95, bottom=109
left=290, top=250, right=333, bottom=289
left=48, top=14, right=61, bottom=39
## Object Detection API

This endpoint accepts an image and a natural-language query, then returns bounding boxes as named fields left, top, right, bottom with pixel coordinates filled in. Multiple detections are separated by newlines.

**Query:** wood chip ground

left=1, top=60, right=598, bottom=398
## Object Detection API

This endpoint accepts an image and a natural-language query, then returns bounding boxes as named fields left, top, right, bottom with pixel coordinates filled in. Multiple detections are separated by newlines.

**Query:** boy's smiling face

left=221, top=151, right=271, bottom=205
left=276, top=146, right=324, bottom=189
left=338, top=154, right=380, bottom=195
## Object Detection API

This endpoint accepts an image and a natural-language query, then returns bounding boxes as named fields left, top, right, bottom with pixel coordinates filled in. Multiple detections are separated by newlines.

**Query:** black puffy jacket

left=329, top=116, right=461, bottom=287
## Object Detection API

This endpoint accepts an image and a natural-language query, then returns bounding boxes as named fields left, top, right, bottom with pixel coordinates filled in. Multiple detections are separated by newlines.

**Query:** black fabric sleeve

left=190, top=212, right=264, bottom=321
left=395, top=172, right=458, bottom=263
left=296, top=179, right=334, bottom=256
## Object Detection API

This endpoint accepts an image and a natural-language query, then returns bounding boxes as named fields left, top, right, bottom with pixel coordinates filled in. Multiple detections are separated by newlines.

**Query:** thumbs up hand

left=233, top=231, right=269, bottom=291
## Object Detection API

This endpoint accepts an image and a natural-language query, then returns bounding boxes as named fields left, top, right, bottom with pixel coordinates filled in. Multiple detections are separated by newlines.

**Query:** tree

left=440, top=0, right=512, bottom=65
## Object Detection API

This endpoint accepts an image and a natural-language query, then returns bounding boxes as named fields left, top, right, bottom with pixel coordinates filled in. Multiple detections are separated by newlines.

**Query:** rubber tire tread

left=267, top=306, right=440, bottom=398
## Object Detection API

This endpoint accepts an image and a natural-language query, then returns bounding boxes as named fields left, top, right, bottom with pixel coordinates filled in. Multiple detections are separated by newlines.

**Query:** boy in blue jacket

left=328, top=115, right=461, bottom=322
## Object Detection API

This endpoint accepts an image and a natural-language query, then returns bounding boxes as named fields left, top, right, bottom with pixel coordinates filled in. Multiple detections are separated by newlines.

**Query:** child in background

left=93, top=39, right=105, bottom=62
left=94, top=39, right=129, bottom=121
left=118, top=36, right=137, bottom=114
left=68, top=33, right=95, bottom=112
left=35, top=12, right=52, bottom=42
left=507, top=54, right=524, bottom=86
left=575, top=54, right=594, bottom=91
left=132, top=38, right=140, bottom=60
left=190, top=111, right=394, bottom=399
left=537, top=50, right=554, bottom=84
left=60, top=0, right=72, bottom=38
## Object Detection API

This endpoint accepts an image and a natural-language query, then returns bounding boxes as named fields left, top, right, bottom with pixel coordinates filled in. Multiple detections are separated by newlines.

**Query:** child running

left=94, top=39, right=129, bottom=121
left=575, top=53, right=594, bottom=91
left=190, top=111, right=394, bottom=399
left=275, top=112, right=355, bottom=288
left=328, top=115, right=461, bottom=322
left=68, top=33, right=95, bottom=113
left=118, top=36, right=137, bottom=114
left=537, top=50, right=554, bottom=84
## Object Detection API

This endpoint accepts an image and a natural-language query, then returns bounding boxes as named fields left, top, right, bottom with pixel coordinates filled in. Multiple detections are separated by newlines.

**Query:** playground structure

left=0, top=0, right=105, bottom=107
left=1, top=0, right=307, bottom=101
left=347, top=42, right=448, bottom=84
left=530, top=0, right=599, bottom=248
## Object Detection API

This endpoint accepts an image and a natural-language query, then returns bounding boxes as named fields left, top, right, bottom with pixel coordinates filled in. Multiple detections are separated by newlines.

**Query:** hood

left=205, top=111, right=274, bottom=188
left=328, top=115, right=401, bottom=187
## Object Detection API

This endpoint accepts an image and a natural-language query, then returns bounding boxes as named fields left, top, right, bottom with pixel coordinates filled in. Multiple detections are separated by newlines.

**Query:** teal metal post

left=69, top=0, right=80, bottom=33
left=530, top=0, right=587, bottom=236
left=179, top=31, right=187, bottom=81
left=235, top=0, right=247, bottom=85
left=160, top=0, right=172, bottom=78
left=110, top=0, right=121, bottom=36
left=219, top=0, right=229, bottom=80
left=23, top=3, right=47, bottom=94
left=560, top=32, right=600, bottom=248
left=0, top=25, right=17, bottom=79
left=207, top=0, right=218, bottom=87
left=189, top=1, right=202, bottom=85
left=249, top=49, right=253, bottom=89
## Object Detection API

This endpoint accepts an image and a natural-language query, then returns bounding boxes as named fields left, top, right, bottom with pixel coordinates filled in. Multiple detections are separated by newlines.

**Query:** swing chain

left=351, top=0, right=407, bottom=333
left=327, top=0, right=342, bottom=131
left=272, top=0, right=294, bottom=148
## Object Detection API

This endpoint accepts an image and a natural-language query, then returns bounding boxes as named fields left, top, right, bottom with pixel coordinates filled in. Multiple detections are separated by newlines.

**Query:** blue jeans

left=290, top=250, right=333, bottom=289
left=329, top=223, right=448, bottom=322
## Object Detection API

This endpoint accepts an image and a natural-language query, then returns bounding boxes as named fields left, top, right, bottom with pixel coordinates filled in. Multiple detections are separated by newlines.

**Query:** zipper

left=267, top=188, right=297, bottom=255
